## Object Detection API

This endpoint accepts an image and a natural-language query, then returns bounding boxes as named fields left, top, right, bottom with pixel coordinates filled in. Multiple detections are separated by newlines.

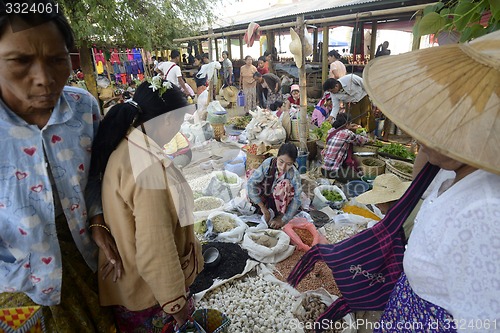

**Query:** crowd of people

left=0, top=2, right=498, bottom=332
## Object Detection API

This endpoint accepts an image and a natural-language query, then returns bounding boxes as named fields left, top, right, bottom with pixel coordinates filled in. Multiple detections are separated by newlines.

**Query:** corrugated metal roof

left=213, top=0, right=383, bottom=29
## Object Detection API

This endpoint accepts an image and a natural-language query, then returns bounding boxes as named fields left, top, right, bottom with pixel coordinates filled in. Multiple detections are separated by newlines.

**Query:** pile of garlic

left=197, top=274, right=300, bottom=332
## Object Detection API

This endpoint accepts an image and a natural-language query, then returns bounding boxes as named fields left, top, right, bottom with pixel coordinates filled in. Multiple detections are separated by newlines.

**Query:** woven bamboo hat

left=363, top=31, right=500, bottom=175
left=356, top=174, right=411, bottom=205
left=222, top=86, right=238, bottom=103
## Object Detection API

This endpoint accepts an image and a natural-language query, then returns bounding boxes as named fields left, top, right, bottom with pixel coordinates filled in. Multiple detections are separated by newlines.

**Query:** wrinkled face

left=277, top=154, right=294, bottom=174
left=257, top=60, right=265, bottom=68
left=0, top=20, right=71, bottom=114
left=245, top=57, right=253, bottom=65
left=419, top=144, right=463, bottom=171
left=291, top=90, right=299, bottom=100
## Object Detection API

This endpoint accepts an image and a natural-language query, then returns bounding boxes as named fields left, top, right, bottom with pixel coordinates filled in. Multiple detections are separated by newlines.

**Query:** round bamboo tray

left=361, top=158, right=386, bottom=177
left=211, top=123, right=225, bottom=141
left=386, top=160, right=414, bottom=181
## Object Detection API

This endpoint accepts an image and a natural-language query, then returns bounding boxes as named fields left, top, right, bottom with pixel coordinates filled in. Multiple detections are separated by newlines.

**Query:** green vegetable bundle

left=312, top=121, right=333, bottom=142
left=379, top=143, right=415, bottom=161
left=321, top=190, right=343, bottom=202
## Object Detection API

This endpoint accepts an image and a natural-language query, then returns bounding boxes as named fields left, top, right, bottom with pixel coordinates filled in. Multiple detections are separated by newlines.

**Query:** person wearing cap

left=253, top=71, right=282, bottom=109
left=356, top=174, right=410, bottom=215
left=327, top=50, right=347, bottom=79
left=364, top=31, right=500, bottom=331
left=247, top=143, right=302, bottom=230
left=323, top=75, right=375, bottom=132
left=321, top=113, right=371, bottom=182
left=287, top=84, right=300, bottom=107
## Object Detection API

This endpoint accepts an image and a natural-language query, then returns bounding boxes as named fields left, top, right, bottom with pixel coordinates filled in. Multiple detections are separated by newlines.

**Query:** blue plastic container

left=296, top=152, right=309, bottom=174
left=346, top=180, right=370, bottom=198
left=237, top=91, right=245, bottom=107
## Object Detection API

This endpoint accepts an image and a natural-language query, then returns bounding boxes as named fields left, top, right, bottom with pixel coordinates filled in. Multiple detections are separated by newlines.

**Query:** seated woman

left=247, top=143, right=302, bottom=229
left=163, top=132, right=192, bottom=169
left=321, top=113, right=371, bottom=182
left=311, top=92, right=332, bottom=126
left=287, top=84, right=300, bottom=107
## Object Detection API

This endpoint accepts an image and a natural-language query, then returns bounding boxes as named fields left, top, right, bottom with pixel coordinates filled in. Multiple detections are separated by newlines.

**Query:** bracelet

left=89, top=223, right=111, bottom=234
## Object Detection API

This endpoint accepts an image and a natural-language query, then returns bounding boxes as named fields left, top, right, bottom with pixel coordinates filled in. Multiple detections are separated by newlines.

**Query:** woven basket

left=98, top=86, right=114, bottom=100
left=211, top=123, right=225, bottom=141
left=386, top=160, right=414, bottom=181
left=353, top=145, right=379, bottom=154
left=246, top=153, right=267, bottom=171
left=361, top=158, right=386, bottom=177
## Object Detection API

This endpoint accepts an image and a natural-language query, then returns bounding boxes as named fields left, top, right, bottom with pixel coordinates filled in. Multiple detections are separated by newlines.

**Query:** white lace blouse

left=404, top=169, right=500, bottom=332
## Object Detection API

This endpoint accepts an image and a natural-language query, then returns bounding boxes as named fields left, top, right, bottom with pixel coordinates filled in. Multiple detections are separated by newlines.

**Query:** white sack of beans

left=206, top=211, right=248, bottom=243
left=241, top=229, right=295, bottom=264
left=197, top=268, right=302, bottom=333
left=194, top=196, right=225, bottom=220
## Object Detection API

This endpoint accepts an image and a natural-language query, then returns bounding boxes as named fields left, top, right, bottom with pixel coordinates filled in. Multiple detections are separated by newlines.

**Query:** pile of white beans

left=197, top=274, right=301, bottom=333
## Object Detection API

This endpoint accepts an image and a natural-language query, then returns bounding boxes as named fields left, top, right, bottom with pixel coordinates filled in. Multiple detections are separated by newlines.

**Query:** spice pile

left=342, top=205, right=381, bottom=221
left=194, top=196, right=223, bottom=211
left=190, top=242, right=250, bottom=294
left=322, top=222, right=368, bottom=244
left=294, top=228, right=314, bottom=247
left=274, top=250, right=341, bottom=296
left=211, top=214, right=236, bottom=233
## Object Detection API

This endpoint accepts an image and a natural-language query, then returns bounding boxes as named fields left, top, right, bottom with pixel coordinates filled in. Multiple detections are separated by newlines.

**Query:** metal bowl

left=203, top=247, right=221, bottom=268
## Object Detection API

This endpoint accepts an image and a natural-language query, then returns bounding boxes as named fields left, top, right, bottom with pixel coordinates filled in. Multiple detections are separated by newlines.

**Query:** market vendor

left=253, top=71, right=282, bottom=109
left=247, top=143, right=302, bottom=229
left=287, top=84, right=300, bottom=107
left=321, top=113, right=371, bottom=182
left=311, top=92, right=333, bottom=126
left=163, top=132, right=192, bottom=169
left=323, top=75, right=375, bottom=132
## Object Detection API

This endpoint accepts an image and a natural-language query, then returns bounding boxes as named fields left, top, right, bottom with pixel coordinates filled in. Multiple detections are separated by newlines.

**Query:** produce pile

left=392, top=161, right=413, bottom=174
left=296, top=295, right=345, bottom=333
left=216, top=174, right=238, bottom=184
left=322, top=222, right=368, bottom=244
left=194, top=197, right=223, bottom=212
left=211, top=214, right=236, bottom=233
left=190, top=242, right=250, bottom=294
left=321, top=190, right=343, bottom=202
left=311, top=122, right=332, bottom=142
left=379, top=142, right=415, bottom=161
left=226, top=115, right=252, bottom=129
left=197, top=274, right=298, bottom=333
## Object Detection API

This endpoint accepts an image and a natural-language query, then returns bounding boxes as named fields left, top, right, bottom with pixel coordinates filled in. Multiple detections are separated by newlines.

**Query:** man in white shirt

left=323, top=75, right=375, bottom=132
left=157, top=50, right=192, bottom=96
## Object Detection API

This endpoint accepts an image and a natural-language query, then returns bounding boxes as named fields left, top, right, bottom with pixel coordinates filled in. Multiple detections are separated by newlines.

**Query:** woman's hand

left=261, top=207, right=271, bottom=223
left=90, top=214, right=123, bottom=282
left=269, top=216, right=285, bottom=229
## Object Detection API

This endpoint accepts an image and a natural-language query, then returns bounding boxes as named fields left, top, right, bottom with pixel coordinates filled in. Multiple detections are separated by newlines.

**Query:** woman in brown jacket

left=90, top=78, right=203, bottom=332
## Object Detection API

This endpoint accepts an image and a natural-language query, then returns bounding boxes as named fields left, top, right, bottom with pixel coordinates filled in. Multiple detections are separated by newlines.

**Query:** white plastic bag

left=312, top=185, right=347, bottom=210
left=256, top=126, right=286, bottom=145
left=223, top=197, right=256, bottom=215
left=206, top=211, right=248, bottom=243
left=241, top=229, right=295, bottom=263
left=203, top=170, right=243, bottom=202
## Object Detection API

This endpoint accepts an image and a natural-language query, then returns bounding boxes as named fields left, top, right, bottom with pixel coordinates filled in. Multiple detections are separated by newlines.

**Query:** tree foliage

left=59, top=0, right=216, bottom=48
left=413, top=0, right=500, bottom=42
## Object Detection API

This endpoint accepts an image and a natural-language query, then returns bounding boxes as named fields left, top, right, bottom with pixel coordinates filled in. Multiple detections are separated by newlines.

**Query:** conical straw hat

left=356, top=174, right=411, bottom=205
left=363, top=31, right=500, bottom=175
left=222, top=86, right=238, bottom=103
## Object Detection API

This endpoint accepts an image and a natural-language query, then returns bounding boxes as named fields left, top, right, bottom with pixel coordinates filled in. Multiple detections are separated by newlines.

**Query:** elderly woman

left=91, top=80, right=203, bottom=332
left=364, top=31, right=500, bottom=331
left=247, top=143, right=302, bottom=229
left=0, top=5, right=121, bottom=331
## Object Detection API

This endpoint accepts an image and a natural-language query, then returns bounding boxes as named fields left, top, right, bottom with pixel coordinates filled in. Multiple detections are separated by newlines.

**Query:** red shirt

left=257, top=66, right=269, bottom=75
left=288, top=96, right=300, bottom=105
